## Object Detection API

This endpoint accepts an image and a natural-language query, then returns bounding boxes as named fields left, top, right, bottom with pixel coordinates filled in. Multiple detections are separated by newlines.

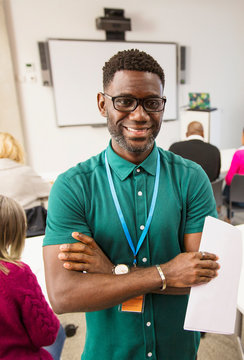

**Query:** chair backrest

left=211, top=177, right=224, bottom=207
left=230, top=174, right=244, bottom=203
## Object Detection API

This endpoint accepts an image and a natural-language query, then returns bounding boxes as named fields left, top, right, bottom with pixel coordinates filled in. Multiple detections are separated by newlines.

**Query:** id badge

left=119, top=295, right=145, bottom=313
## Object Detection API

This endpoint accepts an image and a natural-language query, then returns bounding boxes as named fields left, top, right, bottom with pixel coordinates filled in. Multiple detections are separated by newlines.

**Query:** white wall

left=0, top=0, right=24, bottom=147
left=3, top=0, right=244, bottom=176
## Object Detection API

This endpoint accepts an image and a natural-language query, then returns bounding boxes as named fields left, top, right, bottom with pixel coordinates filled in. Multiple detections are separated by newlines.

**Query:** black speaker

left=180, top=46, right=186, bottom=84
left=38, top=42, right=52, bottom=86
left=180, top=46, right=186, bottom=71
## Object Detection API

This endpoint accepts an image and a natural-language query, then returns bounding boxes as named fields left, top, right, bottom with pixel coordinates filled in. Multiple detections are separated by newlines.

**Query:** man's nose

left=129, top=104, right=150, bottom=121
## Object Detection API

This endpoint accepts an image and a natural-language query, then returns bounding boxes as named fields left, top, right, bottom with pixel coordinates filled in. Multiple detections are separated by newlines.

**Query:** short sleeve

left=184, top=166, right=217, bottom=234
left=44, top=172, right=92, bottom=246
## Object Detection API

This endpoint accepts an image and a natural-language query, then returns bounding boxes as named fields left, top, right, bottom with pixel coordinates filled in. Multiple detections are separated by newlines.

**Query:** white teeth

left=127, top=127, right=146, bottom=132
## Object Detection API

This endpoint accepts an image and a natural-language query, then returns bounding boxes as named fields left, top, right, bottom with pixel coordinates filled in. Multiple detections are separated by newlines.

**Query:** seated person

left=169, top=121, right=221, bottom=182
left=0, top=132, right=51, bottom=236
left=223, top=127, right=244, bottom=209
left=0, top=132, right=51, bottom=209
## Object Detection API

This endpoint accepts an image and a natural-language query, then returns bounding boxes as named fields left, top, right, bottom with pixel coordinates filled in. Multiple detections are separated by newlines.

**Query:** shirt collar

left=0, top=158, right=20, bottom=169
left=106, top=141, right=158, bottom=181
left=187, top=134, right=205, bottom=142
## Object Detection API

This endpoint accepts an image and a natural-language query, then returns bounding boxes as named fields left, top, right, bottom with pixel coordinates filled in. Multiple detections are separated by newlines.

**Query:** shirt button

left=140, top=225, right=145, bottom=230
left=148, top=352, right=153, bottom=357
left=146, top=322, right=151, bottom=327
left=138, top=191, right=143, bottom=196
left=136, top=168, right=141, bottom=173
left=142, top=257, right=147, bottom=263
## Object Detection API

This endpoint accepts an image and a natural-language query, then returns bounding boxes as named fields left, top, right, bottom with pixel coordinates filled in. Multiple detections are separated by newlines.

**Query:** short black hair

left=102, top=49, right=165, bottom=90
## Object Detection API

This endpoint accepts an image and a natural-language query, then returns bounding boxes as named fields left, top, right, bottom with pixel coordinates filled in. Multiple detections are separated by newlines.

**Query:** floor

left=57, top=206, right=244, bottom=360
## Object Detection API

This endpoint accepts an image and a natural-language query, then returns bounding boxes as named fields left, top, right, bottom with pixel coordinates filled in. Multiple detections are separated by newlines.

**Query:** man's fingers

left=72, top=232, right=98, bottom=249
left=197, top=251, right=219, bottom=261
left=199, top=269, right=218, bottom=278
left=58, top=252, right=90, bottom=262
left=59, top=242, right=93, bottom=255
left=197, top=259, right=220, bottom=270
left=63, top=261, right=89, bottom=272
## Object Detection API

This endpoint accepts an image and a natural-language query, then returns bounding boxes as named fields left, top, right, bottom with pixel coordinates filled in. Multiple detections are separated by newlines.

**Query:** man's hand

left=58, top=232, right=114, bottom=274
left=58, top=234, right=220, bottom=289
left=161, top=251, right=220, bottom=288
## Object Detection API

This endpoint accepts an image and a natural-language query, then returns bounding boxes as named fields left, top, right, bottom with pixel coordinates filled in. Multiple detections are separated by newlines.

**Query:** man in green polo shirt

left=43, top=49, right=219, bottom=360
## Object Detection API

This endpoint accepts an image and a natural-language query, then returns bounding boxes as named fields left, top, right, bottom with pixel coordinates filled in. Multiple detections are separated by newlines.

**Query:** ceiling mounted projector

left=96, top=8, right=131, bottom=39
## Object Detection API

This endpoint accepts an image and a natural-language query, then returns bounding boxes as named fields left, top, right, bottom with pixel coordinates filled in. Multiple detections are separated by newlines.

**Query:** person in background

left=0, top=194, right=60, bottom=359
left=0, top=132, right=52, bottom=236
left=43, top=49, right=219, bottom=360
left=0, top=132, right=51, bottom=210
left=223, top=127, right=244, bottom=212
left=169, top=121, right=221, bottom=182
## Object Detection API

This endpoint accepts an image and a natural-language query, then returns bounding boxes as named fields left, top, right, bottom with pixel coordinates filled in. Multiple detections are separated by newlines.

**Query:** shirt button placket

left=136, top=171, right=156, bottom=359
left=143, top=294, right=157, bottom=360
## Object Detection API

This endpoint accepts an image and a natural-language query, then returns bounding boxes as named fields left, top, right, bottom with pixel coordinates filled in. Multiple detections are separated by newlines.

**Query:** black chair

left=223, top=174, right=244, bottom=223
left=211, top=177, right=224, bottom=208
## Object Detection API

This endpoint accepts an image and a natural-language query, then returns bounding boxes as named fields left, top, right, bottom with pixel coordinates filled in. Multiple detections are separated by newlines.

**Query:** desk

left=21, top=235, right=48, bottom=302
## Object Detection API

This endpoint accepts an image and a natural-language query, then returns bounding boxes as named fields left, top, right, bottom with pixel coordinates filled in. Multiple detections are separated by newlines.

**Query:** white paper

left=184, top=216, right=242, bottom=334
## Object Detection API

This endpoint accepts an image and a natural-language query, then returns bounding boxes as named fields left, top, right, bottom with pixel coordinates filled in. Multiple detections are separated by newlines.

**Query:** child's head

left=0, top=195, right=27, bottom=274
left=0, top=132, right=25, bottom=163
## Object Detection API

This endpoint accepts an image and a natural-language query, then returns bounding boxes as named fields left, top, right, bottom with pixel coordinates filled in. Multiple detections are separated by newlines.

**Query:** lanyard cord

left=105, top=150, right=160, bottom=265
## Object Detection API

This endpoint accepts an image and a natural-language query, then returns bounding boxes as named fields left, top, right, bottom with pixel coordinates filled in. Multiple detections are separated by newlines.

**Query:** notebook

left=188, top=92, right=210, bottom=110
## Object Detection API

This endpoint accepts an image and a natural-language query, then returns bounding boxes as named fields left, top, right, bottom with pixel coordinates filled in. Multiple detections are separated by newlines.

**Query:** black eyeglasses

left=103, top=93, right=167, bottom=113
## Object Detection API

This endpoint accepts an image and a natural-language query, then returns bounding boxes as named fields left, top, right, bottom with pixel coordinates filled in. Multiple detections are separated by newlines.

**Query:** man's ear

left=97, top=92, right=107, bottom=117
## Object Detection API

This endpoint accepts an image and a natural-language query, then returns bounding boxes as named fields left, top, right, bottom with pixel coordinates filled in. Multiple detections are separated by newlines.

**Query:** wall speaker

left=180, top=46, right=186, bottom=84
left=38, top=42, right=52, bottom=86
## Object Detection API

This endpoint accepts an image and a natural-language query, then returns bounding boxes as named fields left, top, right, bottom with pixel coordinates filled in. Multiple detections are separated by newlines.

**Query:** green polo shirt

left=44, top=142, right=217, bottom=360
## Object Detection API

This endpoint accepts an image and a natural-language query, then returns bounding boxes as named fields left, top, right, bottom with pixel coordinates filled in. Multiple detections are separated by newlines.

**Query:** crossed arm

left=43, top=231, right=219, bottom=314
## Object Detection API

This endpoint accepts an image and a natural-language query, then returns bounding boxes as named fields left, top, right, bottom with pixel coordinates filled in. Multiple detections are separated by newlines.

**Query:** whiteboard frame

left=48, top=39, right=179, bottom=127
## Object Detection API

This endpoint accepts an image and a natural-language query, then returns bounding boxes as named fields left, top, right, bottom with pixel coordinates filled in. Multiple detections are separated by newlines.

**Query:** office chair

left=223, top=174, right=244, bottom=223
left=211, top=177, right=224, bottom=208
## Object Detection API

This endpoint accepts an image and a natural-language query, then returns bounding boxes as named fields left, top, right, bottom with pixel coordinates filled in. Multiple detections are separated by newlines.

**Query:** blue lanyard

left=105, top=150, right=160, bottom=265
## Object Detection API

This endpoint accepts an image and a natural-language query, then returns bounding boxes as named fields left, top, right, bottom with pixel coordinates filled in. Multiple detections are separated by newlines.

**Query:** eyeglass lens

left=114, top=97, right=165, bottom=112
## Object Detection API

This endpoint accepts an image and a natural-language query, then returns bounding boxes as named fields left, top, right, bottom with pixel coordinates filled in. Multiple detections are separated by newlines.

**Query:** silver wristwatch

left=112, top=264, right=130, bottom=275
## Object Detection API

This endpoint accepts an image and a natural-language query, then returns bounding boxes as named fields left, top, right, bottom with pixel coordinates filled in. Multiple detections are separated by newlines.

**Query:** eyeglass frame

left=102, top=93, right=167, bottom=113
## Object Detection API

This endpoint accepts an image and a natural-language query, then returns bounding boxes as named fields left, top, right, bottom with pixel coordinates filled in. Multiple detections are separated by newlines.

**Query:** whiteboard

left=48, top=39, right=178, bottom=126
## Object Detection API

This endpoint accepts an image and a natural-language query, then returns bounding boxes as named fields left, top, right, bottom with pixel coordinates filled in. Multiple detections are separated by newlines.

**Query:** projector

left=96, top=17, right=131, bottom=32
left=96, top=8, right=131, bottom=32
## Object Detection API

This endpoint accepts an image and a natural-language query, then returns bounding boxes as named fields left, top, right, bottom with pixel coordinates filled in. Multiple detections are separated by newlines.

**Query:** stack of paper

left=184, top=216, right=242, bottom=334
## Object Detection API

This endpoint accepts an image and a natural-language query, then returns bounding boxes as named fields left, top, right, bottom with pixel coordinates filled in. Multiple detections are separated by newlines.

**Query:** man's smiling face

left=101, top=70, right=164, bottom=161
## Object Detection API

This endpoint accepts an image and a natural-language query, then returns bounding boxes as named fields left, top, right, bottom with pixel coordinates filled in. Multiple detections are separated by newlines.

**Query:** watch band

left=155, top=265, right=166, bottom=291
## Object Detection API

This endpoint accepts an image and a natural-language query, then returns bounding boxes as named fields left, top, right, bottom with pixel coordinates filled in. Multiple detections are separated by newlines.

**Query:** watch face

left=114, top=264, right=130, bottom=275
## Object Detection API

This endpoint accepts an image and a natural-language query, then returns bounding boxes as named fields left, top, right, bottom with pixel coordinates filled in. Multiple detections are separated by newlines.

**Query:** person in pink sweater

left=0, top=195, right=60, bottom=359
left=225, top=129, right=244, bottom=185
left=223, top=128, right=244, bottom=217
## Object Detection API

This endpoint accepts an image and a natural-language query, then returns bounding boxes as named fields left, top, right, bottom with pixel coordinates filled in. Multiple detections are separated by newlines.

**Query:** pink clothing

left=225, top=149, right=244, bottom=185
left=0, top=261, right=59, bottom=359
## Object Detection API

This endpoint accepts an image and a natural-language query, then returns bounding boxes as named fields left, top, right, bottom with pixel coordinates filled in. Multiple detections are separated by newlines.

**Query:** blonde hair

left=0, top=132, right=25, bottom=163
left=0, top=195, right=27, bottom=274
